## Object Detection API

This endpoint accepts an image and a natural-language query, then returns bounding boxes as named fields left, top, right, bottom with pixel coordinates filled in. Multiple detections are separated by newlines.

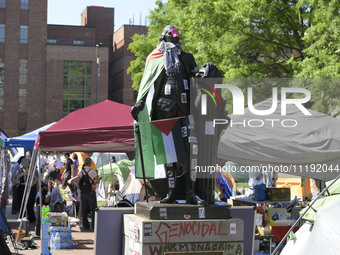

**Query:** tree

left=127, top=0, right=339, bottom=115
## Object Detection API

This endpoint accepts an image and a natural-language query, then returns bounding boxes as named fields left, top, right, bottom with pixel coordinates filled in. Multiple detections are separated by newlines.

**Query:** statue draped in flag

left=131, top=25, right=205, bottom=204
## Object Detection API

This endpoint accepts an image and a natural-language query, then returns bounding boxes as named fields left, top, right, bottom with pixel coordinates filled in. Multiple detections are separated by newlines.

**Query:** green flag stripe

left=151, top=124, right=167, bottom=164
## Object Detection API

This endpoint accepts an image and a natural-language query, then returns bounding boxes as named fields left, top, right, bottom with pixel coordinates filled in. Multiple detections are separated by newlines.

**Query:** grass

left=236, top=182, right=249, bottom=189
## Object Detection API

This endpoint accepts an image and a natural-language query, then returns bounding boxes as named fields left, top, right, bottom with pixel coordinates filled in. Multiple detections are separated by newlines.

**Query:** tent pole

left=109, top=153, right=114, bottom=188
left=272, top=174, right=340, bottom=255
left=100, top=152, right=106, bottom=205
left=0, top=149, right=3, bottom=201
left=38, top=149, right=44, bottom=254
left=16, top=149, right=37, bottom=244
left=135, top=124, right=148, bottom=203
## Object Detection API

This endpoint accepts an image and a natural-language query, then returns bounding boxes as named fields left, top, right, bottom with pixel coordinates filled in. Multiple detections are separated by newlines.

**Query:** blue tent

left=4, top=122, right=56, bottom=148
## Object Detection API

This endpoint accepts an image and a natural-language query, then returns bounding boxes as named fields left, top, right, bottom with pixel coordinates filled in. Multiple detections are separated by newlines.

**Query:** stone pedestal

left=123, top=213, right=244, bottom=255
left=135, top=201, right=231, bottom=220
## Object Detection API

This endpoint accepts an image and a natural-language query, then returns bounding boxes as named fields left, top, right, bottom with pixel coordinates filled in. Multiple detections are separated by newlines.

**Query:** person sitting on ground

left=45, top=179, right=65, bottom=212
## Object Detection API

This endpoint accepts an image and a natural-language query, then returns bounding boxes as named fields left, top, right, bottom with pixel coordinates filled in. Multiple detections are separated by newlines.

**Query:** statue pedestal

left=123, top=202, right=244, bottom=255
left=135, top=201, right=232, bottom=220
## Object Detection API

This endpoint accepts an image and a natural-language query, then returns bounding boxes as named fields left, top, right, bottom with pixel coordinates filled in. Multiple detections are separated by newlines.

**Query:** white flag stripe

left=154, top=159, right=166, bottom=179
left=145, top=83, right=155, bottom=118
left=162, top=131, right=177, bottom=163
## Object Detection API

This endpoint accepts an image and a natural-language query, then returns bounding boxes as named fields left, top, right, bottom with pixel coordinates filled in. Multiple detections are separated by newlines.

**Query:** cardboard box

left=266, top=188, right=290, bottom=201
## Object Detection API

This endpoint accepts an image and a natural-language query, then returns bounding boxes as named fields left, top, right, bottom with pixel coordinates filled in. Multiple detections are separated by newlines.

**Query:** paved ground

left=4, top=197, right=95, bottom=255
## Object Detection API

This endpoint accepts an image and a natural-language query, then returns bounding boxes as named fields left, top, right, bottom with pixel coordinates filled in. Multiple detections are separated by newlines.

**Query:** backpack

left=79, top=169, right=94, bottom=194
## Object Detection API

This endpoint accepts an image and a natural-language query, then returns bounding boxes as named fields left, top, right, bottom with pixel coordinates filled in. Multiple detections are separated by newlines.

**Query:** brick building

left=0, top=1, right=146, bottom=136
left=111, top=25, right=148, bottom=106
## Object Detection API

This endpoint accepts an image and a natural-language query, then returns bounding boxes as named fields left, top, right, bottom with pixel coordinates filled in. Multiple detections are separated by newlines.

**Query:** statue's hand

left=131, top=101, right=145, bottom=121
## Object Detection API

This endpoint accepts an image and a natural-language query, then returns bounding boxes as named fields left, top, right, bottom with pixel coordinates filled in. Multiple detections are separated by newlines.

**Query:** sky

left=47, top=0, right=159, bottom=32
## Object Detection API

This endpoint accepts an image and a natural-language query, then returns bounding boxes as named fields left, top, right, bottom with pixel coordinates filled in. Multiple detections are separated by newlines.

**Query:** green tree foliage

left=127, top=0, right=339, bottom=116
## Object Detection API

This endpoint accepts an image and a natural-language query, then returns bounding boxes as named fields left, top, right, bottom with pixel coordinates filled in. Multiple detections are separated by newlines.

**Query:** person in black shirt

left=61, top=153, right=74, bottom=193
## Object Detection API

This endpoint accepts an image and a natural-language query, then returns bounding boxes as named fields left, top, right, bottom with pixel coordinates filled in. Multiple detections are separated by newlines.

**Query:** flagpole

left=135, top=123, right=149, bottom=203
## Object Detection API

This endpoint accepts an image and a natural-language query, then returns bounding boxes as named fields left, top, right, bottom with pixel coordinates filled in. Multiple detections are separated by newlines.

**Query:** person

left=107, top=181, right=123, bottom=206
left=50, top=152, right=62, bottom=177
left=11, top=156, right=25, bottom=214
left=110, top=156, right=116, bottom=164
left=131, top=25, right=204, bottom=205
left=46, top=161, right=59, bottom=184
left=25, top=151, right=31, bottom=160
left=11, top=158, right=38, bottom=222
left=61, top=152, right=74, bottom=193
left=215, top=168, right=237, bottom=201
left=72, top=153, right=79, bottom=177
left=77, top=158, right=100, bottom=231
left=38, top=152, right=48, bottom=173
left=35, top=182, right=49, bottom=237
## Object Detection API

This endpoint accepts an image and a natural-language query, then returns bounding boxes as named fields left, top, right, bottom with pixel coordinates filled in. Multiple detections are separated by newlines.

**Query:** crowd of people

left=10, top=151, right=100, bottom=234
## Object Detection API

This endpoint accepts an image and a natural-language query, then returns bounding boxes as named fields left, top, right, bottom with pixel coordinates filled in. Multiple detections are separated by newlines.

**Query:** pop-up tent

left=34, top=100, right=135, bottom=152
left=22, top=100, right=136, bottom=254
left=281, top=199, right=340, bottom=255
left=4, top=122, right=56, bottom=148
left=218, top=99, right=340, bottom=181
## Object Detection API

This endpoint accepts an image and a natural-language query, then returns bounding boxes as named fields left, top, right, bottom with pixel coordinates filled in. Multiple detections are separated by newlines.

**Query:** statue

left=131, top=25, right=220, bottom=205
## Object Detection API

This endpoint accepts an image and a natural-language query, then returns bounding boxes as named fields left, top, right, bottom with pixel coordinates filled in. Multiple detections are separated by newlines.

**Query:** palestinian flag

left=0, top=128, right=18, bottom=157
left=151, top=118, right=186, bottom=165
left=134, top=49, right=165, bottom=179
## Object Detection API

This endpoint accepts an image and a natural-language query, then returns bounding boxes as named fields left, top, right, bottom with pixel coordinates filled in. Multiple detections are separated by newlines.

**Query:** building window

left=47, top=39, right=57, bottom=44
left=0, top=58, right=4, bottom=111
left=18, top=128, right=26, bottom=135
left=73, top=40, right=84, bottom=45
left=63, top=61, right=92, bottom=113
left=0, top=0, right=5, bottom=8
left=21, top=0, right=28, bottom=9
left=20, top=25, right=28, bottom=44
left=19, top=59, right=28, bottom=112
left=0, top=24, right=5, bottom=43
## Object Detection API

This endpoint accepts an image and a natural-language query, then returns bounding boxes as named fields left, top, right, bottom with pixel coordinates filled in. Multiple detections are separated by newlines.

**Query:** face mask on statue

left=159, top=25, right=180, bottom=44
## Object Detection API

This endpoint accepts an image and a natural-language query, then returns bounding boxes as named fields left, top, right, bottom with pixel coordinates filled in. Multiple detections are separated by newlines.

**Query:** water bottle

left=233, top=187, right=236, bottom=196
left=50, top=234, right=55, bottom=250
left=55, top=232, right=60, bottom=250
left=242, top=186, right=245, bottom=195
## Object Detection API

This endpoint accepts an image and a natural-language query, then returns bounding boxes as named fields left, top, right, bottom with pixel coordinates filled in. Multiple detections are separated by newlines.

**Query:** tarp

left=281, top=200, right=340, bottom=255
left=4, top=122, right=56, bottom=148
left=218, top=99, right=340, bottom=181
left=91, top=152, right=128, bottom=169
left=34, top=100, right=134, bottom=152
left=98, top=159, right=134, bottom=184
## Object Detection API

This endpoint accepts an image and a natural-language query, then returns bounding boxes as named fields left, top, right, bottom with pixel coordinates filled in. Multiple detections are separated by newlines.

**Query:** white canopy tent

left=281, top=200, right=340, bottom=255
left=218, top=99, right=340, bottom=181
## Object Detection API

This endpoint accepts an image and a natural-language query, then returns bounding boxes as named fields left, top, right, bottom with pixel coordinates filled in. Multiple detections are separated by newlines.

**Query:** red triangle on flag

left=151, top=118, right=178, bottom=136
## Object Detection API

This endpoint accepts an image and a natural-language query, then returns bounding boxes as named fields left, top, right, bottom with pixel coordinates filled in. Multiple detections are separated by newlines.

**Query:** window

left=0, top=58, right=4, bottom=111
left=73, top=40, right=84, bottom=45
left=47, top=39, right=57, bottom=44
left=21, top=0, right=28, bottom=9
left=18, top=128, right=26, bottom=136
left=0, top=0, right=5, bottom=8
left=63, top=61, right=92, bottom=113
left=0, top=24, right=5, bottom=43
left=20, top=25, right=28, bottom=44
left=19, top=59, right=27, bottom=112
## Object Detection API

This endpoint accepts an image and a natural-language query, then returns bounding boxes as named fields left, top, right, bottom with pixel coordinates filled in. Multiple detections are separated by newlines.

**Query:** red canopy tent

left=34, top=100, right=134, bottom=152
